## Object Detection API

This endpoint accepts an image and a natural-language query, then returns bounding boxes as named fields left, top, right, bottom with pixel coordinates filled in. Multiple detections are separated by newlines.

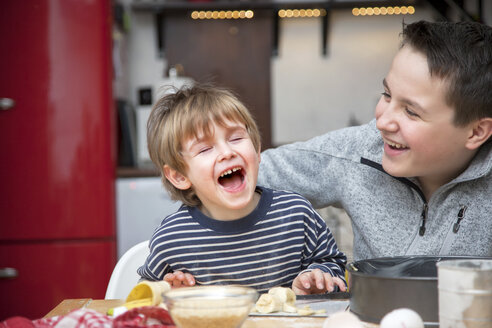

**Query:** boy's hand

left=292, top=268, right=347, bottom=295
left=164, top=270, right=196, bottom=288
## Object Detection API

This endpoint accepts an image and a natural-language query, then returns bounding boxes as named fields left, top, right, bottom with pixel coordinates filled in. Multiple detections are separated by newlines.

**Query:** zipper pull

left=419, top=203, right=428, bottom=236
left=453, top=205, right=467, bottom=233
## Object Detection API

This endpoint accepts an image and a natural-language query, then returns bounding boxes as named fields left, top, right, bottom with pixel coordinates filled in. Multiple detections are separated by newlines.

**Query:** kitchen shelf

left=131, top=0, right=418, bottom=11
left=131, top=0, right=419, bottom=56
left=117, top=166, right=160, bottom=177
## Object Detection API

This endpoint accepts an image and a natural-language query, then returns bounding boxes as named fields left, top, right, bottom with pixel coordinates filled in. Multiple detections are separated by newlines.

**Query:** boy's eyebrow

left=227, top=124, right=247, bottom=133
left=189, top=135, right=207, bottom=146
left=185, top=133, right=208, bottom=151
left=382, top=78, right=427, bottom=114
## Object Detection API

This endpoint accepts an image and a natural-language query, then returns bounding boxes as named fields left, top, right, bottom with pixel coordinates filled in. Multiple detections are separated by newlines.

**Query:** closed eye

left=405, top=108, right=420, bottom=117
left=229, top=132, right=247, bottom=142
left=198, top=146, right=212, bottom=154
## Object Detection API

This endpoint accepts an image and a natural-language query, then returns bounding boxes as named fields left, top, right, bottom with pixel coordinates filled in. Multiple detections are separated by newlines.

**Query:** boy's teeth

left=388, top=141, right=405, bottom=149
left=220, top=167, right=240, bottom=177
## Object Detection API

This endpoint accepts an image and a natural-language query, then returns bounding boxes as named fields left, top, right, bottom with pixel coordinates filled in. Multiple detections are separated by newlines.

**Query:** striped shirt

left=138, top=186, right=346, bottom=293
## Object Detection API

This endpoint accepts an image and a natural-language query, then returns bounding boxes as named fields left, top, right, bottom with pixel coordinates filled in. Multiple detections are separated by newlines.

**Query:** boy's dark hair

left=401, top=20, right=492, bottom=126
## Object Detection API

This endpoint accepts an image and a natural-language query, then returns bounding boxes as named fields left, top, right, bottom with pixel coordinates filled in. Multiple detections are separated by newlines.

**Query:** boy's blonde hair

left=147, top=83, right=261, bottom=206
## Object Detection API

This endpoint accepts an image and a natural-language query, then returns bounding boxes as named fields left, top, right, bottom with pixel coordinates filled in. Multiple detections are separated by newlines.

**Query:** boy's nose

left=217, top=143, right=235, bottom=161
left=376, top=102, right=398, bottom=133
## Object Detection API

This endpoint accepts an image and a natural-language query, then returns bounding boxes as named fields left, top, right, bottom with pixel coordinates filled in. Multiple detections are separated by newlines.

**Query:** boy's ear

left=466, top=118, right=492, bottom=150
left=163, top=165, right=192, bottom=190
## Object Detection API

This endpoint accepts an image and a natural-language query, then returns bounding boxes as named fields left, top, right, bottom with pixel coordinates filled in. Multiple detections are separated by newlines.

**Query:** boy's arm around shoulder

left=258, top=122, right=376, bottom=208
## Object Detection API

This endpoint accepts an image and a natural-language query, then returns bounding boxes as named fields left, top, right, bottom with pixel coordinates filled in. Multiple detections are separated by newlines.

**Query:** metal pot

left=347, top=256, right=492, bottom=327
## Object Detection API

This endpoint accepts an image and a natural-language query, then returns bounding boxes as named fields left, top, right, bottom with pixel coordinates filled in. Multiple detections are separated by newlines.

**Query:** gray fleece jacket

left=258, top=119, right=492, bottom=261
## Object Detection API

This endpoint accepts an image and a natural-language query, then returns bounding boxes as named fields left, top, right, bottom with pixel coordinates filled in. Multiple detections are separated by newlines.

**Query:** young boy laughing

left=258, top=20, right=492, bottom=261
left=138, top=84, right=347, bottom=294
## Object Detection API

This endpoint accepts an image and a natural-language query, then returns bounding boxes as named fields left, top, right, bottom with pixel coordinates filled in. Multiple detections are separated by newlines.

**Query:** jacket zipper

left=453, top=205, right=467, bottom=233
left=439, top=205, right=469, bottom=254
left=419, top=203, right=428, bottom=236
left=360, top=158, right=429, bottom=236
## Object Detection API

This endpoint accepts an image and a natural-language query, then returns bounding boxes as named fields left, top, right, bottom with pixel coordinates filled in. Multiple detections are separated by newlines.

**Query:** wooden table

left=45, top=299, right=378, bottom=328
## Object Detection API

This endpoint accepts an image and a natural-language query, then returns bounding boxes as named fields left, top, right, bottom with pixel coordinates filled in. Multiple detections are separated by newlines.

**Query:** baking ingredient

left=255, top=293, right=283, bottom=313
left=297, top=305, right=315, bottom=316
left=171, top=310, right=244, bottom=328
left=126, top=280, right=171, bottom=305
left=255, top=287, right=297, bottom=313
left=268, top=287, right=296, bottom=305
left=109, top=281, right=172, bottom=317
left=169, top=298, right=249, bottom=328
left=108, top=298, right=154, bottom=316
left=323, top=311, right=363, bottom=328
left=282, top=302, right=298, bottom=313
left=379, top=308, right=424, bottom=328
left=254, top=287, right=328, bottom=316
left=163, top=286, right=256, bottom=328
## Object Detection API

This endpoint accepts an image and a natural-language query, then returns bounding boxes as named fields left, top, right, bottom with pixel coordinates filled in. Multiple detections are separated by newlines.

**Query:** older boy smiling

left=258, top=20, right=492, bottom=260
left=376, top=45, right=490, bottom=201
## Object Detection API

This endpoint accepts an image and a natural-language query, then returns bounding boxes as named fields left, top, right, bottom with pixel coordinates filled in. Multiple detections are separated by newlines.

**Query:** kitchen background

left=1, top=0, right=490, bottom=320
left=113, top=0, right=491, bottom=269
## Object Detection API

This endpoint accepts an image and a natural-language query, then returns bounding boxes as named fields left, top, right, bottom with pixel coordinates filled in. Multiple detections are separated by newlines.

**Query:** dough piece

left=255, top=287, right=297, bottom=314
left=297, top=305, right=315, bottom=316
left=268, top=287, right=298, bottom=312
left=255, top=294, right=283, bottom=314
left=256, top=287, right=330, bottom=316
left=268, top=287, right=296, bottom=305
left=282, top=302, right=298, bottom=313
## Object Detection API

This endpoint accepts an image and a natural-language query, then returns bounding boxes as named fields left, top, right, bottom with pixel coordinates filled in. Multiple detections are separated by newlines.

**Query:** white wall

left=271, top=9, right=432, bottom=144
left=125, top=10, right=167, bottom=101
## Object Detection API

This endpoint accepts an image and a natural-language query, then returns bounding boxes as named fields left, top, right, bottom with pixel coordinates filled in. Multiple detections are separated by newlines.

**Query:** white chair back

left=105, top=240, right=149, bottom=299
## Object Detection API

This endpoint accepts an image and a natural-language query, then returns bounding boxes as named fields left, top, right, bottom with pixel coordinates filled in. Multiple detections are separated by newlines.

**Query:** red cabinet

left=0, top=242, right=115, bottom=320
left=0, top=1, right=116, bottom=319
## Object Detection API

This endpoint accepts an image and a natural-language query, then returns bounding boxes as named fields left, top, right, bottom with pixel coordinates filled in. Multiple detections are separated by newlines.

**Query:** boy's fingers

left=294, top=277, right=311, bottom=295
left=171, top=279, right=182, bottom=287
left=164, top=271, right=188, bottom=287
left=174, top=270, right=184, bottom=280
left=164, top=273, right=176, bottom=283
left=333, top=276, right=347, bottom=292
left=312, top=269, right=326, bottom=290
left=320, top=274, right=334, bottom=292
left=184, top=273, right=195, bottom=286
left=301, top=274, right=312, bottom=289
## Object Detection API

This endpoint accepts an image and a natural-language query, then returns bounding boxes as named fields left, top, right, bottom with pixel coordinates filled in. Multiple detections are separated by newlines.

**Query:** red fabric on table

left=1, top=307, right=175, bottom=328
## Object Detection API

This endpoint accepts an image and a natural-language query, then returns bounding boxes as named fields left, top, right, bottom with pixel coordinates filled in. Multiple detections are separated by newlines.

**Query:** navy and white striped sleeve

left=137, top=211, right=184, bottom=281
left=137, top=239, right=171, bottom=281
left=301, top=204, right=347, bottom=282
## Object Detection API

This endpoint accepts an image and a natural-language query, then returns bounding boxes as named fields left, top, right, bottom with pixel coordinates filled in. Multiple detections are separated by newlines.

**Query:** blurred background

left=1, top=0, right=490, bottom=320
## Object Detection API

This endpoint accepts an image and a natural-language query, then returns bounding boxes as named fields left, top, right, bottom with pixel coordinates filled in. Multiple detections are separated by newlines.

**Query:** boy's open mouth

left=387, top=140, right=408, bottom=150
left=218, top=167, right=245, bottom=189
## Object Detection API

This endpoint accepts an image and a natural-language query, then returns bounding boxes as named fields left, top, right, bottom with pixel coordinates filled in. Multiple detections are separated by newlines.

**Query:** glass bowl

left=162, top=285, right=258, bottom=328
